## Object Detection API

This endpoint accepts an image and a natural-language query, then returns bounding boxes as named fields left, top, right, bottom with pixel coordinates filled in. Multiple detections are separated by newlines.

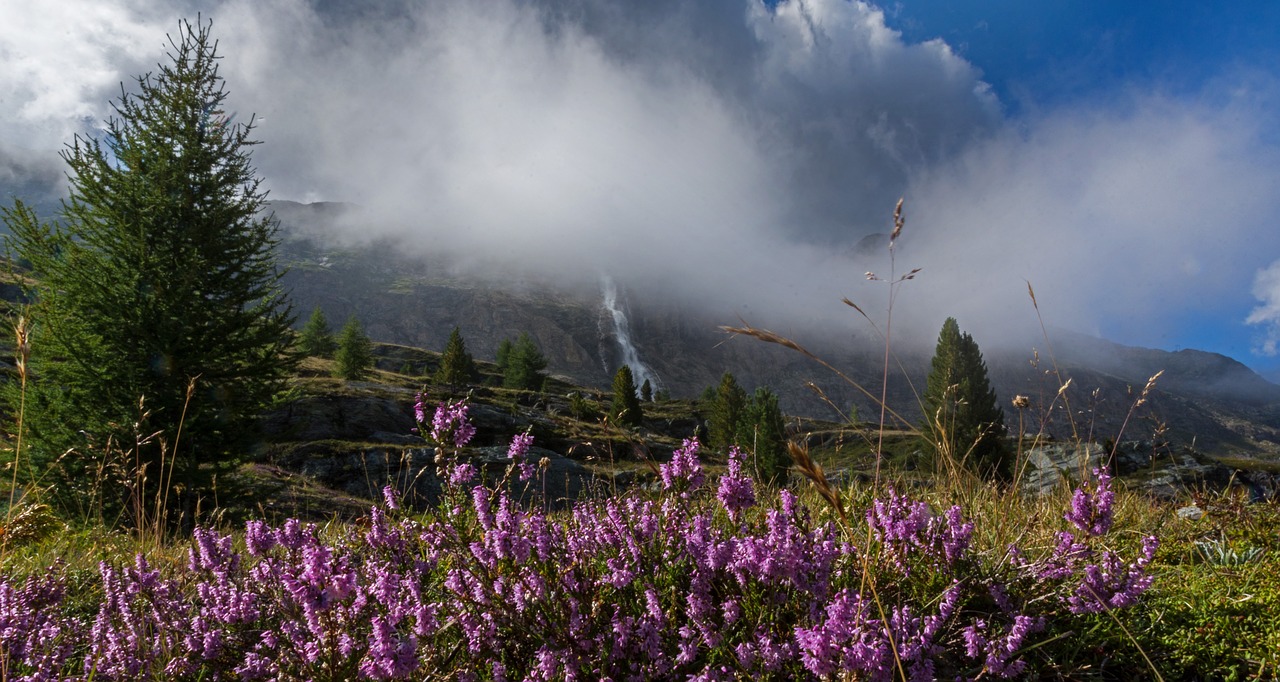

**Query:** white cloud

left=0, top=0, right=178, bottom=149
left=1248, top=260, right=1280, bottom=356
left=3, top=0, right=1280, bottom=361
left=902, top=94, right=1280, bottom=347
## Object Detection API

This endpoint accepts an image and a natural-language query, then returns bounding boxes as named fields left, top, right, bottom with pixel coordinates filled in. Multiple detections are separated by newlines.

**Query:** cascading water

left=599, top=275, right=662, bottom=392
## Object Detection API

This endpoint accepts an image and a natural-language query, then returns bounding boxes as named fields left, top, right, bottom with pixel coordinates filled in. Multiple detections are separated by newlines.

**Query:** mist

left=5, top=0, right=1280, bottom=363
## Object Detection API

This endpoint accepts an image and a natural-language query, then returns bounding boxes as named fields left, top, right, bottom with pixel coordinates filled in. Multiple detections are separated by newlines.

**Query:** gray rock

left=1176, top=505, right=1204, bottom=521
left=1020, top=443, right=1106, bottom=496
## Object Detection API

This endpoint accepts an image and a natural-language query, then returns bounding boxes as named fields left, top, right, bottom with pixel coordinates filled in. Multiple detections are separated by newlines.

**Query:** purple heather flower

left=1064, top=466, right=1115, bottom=536
left=413, top=391, right=428, bottom=425
left=431, top=399, right=477, bottom=448
left=446, top=462, right=477, bottom=488
left=660, top=437, right=704, bottom=492
left=717, top=446, right=757, bottom=521
left=382, top=485, right=401, bottom=511
left=507, top=431, right=536, bottom=481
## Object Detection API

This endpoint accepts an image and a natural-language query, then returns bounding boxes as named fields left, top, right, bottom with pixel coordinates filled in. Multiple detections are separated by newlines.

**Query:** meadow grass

left=0, top=203, right=1278, bottom=679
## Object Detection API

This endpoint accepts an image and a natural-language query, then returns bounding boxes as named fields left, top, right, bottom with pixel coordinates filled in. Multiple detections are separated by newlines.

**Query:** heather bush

left=0, top=399, right=1162, bottom=680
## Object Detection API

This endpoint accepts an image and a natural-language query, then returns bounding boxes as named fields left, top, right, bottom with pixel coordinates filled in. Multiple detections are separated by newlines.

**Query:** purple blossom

left=429, top=399, right=476, bottom=448
left=1064, top=466, right=1116, bottom=536
left=660, top=437, right=704, bottom=492
left=507, top=431, right=536, bottom=481
left=1066, top=536, right=1159, bottom=614
left=717, top=446, right=757, bottom=521
left=382, top=485, right=401, bottom=511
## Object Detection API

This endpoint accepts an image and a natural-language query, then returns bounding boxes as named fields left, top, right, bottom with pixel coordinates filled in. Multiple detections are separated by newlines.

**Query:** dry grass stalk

left=720, top=324, right=914, bottom=430
left=787, top=441, right=848, bottom=528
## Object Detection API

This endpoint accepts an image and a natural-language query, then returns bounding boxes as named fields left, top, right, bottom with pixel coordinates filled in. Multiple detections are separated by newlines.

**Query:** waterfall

left=600, top=275, right=662, bottom=392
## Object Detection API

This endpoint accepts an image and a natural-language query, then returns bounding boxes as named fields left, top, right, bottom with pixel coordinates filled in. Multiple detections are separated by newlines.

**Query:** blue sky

left=888, top=1, right=1280, bottom=111
left=885, top=1, right=1280, bottom=372
left=4, top=0, right=1280, bottom=377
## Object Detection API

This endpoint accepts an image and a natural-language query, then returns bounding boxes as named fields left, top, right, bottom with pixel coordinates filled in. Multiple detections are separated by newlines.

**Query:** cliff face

left=272, top=201, right=1280, bottom=459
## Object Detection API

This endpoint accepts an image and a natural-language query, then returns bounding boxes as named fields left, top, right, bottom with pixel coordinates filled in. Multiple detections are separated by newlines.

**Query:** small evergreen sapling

left=611, top=366, right=644, bottom=427
left=298, top=306, right=336, bottom=358
left=922, top=317, right=1009, bottom=479
left=335, top=316, right=374, bottom=380
left=501, top=333, right=547, bottom=391
left=436, top=327, right=475, bottom=386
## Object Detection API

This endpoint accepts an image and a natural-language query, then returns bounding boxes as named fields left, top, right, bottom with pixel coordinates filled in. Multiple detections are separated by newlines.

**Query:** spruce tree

left=436, top=327, right=475, bottom=386
left=743, top=387, right=789, bottom=483
left=640, top=379, right=653, bottom=402
left=495, top=338, right=513, bottom=374
left=2, top=19, right=296, bottom=522
left=298, top=306, right=336, bottom=358
left=922, top=317, right=1009, bottom=479
left=611, top=366, right=644, bottom=427
left=502, top=333, right=548, bottom=391
left=335, top=316, right=374, bottom=380
left=707, top=372, right=747, bottom=452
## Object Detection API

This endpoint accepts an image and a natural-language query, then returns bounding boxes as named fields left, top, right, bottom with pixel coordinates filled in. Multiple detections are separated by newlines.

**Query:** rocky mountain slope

left=271, top=201, right=1280, bottom=461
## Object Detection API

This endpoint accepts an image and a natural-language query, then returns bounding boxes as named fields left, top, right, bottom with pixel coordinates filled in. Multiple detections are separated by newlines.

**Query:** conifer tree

left=743, top=387, right=789, bottom=482
left=707, top=372, right=748, bottom=452
left=2, top=19, right=295, bottom=522
left=298, top=306, right=336, bottom=358
left=436, top=326, right=475, bottom=386
left=640, top=379, right=653, bottom=402
left=611, top=366, right=644, bottom=427
left=495, top=338, right=513, bottom=373
left=335, top=316, right=374, bottom=380
left=502, top=332, right=548, bottom=391
left=922, top=317, right=1009, bottom=479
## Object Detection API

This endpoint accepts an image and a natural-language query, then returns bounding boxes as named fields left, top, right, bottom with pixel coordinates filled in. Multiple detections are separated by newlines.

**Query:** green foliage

left=567, top=392, right=598, bottom=420
left=501, top=333, right=547, bottom=392
left=334, top=316, right=373, bottom=380
left=435, top=327, right=475, bottom=386
left=702, top=374, right=788, bottom=480
left=640, top=379, right=653, bottom=403
left=921, top=317, right=1009, bottom=479
left=610, top=366, right=644, bottom=427
left=2, top=19, right=296, bottom=524
left=742, top=387, right=789, bottom=483
left=297, top=306, right=336, bottom=358
left=707, top=372, right=747, bottom=452
left=495, top=338, right=513, bottom=373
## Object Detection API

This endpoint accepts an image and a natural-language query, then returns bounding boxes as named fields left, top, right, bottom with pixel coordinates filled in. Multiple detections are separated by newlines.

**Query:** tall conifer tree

left=298, top=306, right=336, bottom=358
left=922, top=317, right=1008, bottom=479
left=335, top=316, right=374, bottom=380
left=707, top=372, right=747, bottom=452
left=436, top=327, right=475, bottom=386
left=3, top=19, right=295, bottom=522
left=502, top=333, right=547, bottom=391
left=611, top=366, right=644, bottom=427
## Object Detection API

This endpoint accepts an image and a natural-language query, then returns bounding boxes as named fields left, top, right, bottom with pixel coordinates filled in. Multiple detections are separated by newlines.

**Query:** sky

left=3, top=0, right=1280, bottom=376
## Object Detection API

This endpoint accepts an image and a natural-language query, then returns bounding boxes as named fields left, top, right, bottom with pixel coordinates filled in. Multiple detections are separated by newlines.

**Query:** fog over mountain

left=5, top=0, right=1280, bottom=368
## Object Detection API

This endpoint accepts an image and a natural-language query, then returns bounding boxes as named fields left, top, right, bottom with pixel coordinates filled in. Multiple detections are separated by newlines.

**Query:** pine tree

left=2, top=19, right=296, bottom=522
left=502, top=333, right=548, bottom=391
left=743, top=387, right=789, bottom=483
left=611, top=366, right=644, bottom=427
left=707, top=372, right=748, bottom=452
left=335, top=316, right=374, bottom=380
left=495, top=338, right=513, bottom=374
left=922, top=317, right=1009, bottom=479
left=298, top=306, right=336, bottom=357
left=436, top=327, right=475, bottom=386
left=640, top=379, right=653, bottom=402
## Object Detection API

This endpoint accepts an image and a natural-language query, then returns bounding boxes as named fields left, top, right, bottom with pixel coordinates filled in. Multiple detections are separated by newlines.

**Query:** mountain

left=270, top=201, right=1280, bottom=460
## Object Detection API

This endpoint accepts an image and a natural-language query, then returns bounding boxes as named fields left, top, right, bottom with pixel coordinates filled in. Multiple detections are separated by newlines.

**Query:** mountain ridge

left=271, top=199, right=1280, bottom=459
